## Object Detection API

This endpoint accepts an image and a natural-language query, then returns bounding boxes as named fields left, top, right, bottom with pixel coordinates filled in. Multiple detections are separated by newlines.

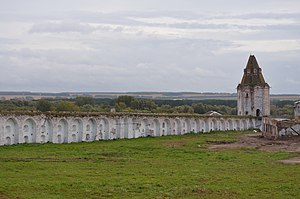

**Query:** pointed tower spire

left=238, top=55, right=269, bottom=88
left=237, top=55, right=270, bottom=117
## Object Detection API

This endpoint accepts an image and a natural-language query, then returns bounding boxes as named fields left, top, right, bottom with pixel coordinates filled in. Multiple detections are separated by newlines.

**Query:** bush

left=36, top=100, right=52, bottom=112
left=75, top=96, right=95, bottom=107
left=56, top=101, right=80, bottom=112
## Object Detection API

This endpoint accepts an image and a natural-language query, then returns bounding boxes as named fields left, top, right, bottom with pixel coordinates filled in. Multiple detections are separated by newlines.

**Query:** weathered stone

left=295, top=101, right=300, bottom=122
left=237, top=55, right=270, bottom=117
left=262, top=103, right=300, bottom=139
left=0, top=112, right=257, bottom=146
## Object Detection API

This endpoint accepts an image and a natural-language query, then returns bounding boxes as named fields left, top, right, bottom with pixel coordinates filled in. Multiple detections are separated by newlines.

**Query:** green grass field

left=0, top=131, right=299, bottom=199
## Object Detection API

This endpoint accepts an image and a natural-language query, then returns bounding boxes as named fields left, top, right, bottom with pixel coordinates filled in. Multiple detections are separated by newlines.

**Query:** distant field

left=0, top=91, right=299, bottom=101
left=0, top=131, right=300, bottom=199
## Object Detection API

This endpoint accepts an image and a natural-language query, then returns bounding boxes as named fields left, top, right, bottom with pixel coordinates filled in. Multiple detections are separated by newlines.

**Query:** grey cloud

left=0, top=37, right=236, bottom=92
left=1, top=30, right=299, bottom=93
left=1, top=1, right=300, bottom=93
left=0, top=37, right=20, bottom=46
left=263, top=24, right=300, bottom=35
left=8, top=10, right=300, bottom=38
left=231, top=12, right=300, bottom=20
left=29, top=21, right=96, bottom=33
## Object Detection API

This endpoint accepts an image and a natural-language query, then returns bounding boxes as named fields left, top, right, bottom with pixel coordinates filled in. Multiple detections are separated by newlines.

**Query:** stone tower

left=237, top=55, right=270, bottom=117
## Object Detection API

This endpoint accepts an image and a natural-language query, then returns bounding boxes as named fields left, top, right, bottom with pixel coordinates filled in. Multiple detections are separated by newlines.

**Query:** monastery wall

left=295, top=101, right=300, bottom=122
left=262, top=102, right=300, bottom=140
left=262, top=117, right=300, bottom=139
left=0, top=112, right=258, bottom=146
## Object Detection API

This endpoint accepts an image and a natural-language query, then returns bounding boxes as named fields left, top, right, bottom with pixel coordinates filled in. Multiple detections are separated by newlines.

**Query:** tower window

left=245, top=111, right=248, bottom=115
left=256, top=109, right=261, bottom=117
left=246, top=93, right=249, bottom=98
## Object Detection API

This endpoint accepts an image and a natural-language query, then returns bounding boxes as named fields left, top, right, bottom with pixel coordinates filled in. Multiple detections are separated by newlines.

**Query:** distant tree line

left=270, top=100, right=295, bottom=119
left=0, top=96, right=296, bottom=117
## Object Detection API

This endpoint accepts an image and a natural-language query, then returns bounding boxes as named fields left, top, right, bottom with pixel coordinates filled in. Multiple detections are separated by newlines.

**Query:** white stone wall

left=262, top=117, right=278, bottom=139
left=263, top=87, right=270, bottom=116
left=263, top=117, right=300, bottom=139
left=0, top=113, right=258, bottom=146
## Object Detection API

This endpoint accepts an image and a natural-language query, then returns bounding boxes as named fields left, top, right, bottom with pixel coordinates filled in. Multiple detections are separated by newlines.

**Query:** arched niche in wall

left=4, top=118, right=19, bottom=145
left=99, top=118, right=110, bottom=140
left=22, top=118, right=37, bottom=144
left=40, top=119, right=53, bottom=143
left=85, top=118, right=97, bottom=141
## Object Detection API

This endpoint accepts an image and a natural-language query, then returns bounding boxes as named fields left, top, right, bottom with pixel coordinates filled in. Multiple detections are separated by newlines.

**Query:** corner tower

left=237, top=55, right=270, bottom=117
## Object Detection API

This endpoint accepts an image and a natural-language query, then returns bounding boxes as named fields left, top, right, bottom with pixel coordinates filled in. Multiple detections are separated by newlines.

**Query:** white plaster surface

left=0, top=113, right=257, bottom=146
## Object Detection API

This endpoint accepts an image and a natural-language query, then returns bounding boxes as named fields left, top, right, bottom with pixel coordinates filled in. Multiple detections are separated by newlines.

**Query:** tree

left=75, top=96, right=95, bottom=107
left=131, top=99, right=157, bottom=111
left=116, top=96, right=136, bottom=107
left=192, top=103, right=206, bottom=114
left=174, top=105, right=194, bottom=113
left=36, top=100, right=52, bottom=112
left=115, top=102, right=127, bottom=112
left=80, top=104, right=94, bottom=112
left=56, top=101, right=80, bottom=112
left=155, top=105, right=173, bottom=113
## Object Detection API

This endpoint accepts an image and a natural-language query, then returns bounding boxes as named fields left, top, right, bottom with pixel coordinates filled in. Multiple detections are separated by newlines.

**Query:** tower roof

left=238, top=55, right=269, bottom=88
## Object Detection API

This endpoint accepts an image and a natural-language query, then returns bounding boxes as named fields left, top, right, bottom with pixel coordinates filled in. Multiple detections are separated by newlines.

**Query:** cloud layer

left=0, top=1, right=300, bottom=93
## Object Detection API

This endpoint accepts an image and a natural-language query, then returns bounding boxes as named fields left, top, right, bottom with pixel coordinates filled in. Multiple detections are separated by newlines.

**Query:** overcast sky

left=0, top=0, right=300, bottom=94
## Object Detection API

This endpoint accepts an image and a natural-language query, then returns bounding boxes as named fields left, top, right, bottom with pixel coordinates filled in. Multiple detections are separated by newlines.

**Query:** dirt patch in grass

left=208, top=133, right=300, bottom=153
left=208, top=133, right=300, bottom=164
left=278, top=157, right=300, bottom=164
left=98, top=152, right=123, bottom=157
left=0, top=192, right=11, bottom=199
left=192, top=188, right=212, bottom=194
left=206, top=140, right=236, bottom=145
left=0, top=157, right=93, bottom=162
left=190, top=188, right=239, bottom=198
left=161, top=140, right=187, bottom=148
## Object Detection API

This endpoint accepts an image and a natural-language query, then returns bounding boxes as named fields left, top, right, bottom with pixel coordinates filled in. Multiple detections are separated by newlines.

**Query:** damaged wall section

left=262, top=102, right=300, bottom=139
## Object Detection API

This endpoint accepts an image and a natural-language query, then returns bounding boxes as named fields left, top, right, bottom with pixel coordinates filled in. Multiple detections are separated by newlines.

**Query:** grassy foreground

left=0, top=131, right=299, bottom=199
